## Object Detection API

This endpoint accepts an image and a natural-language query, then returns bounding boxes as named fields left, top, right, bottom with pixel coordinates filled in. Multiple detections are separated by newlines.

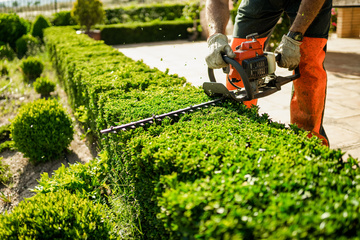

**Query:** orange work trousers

left=230, top=37, right=329, bottom=146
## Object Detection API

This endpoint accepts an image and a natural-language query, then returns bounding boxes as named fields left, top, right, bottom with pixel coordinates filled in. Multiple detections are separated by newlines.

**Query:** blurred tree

left=71, top=0, right=105, bottom=33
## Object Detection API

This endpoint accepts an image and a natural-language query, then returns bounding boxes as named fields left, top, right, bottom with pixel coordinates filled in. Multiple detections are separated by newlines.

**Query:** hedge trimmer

left=100, top=33, right=300, bottom=134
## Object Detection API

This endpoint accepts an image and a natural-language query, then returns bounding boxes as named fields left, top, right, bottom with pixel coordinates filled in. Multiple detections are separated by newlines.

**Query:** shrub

left=34, top=157, right=110, bottom=203
left=105, top=3, right=186, bottom=24
left=1, top=63, right=9, bottom=76
left=0, top=190, right=116, bottom=239
left=11, top=99, right=74, bottom=163
left=52, top=4, right=188, bottom=26
left=15, top=34, right=40, bottom=59
left=330, top=8, right=337, bottom=33
left=100, top=20, right=194, bottom=45
left=71, top=0, right=105, bottom=33
left=31, top=15, right=51, bottom=41
left=268, top=13, right=291, bottom=51
left=20, top=56, right=44, bottom=82
left=0, top=124, right=14, bottom=154
left=0, top=13, right=29, bottom=50
left=34, top=76, right=56, bottom=98
left=0, top=43, right=15, bottom=61
left=0, top=124, right=11, bottom=142
left=52, top=11, right=76, bottom=26
left=182, top=1, right=202, bottom=21
left=0, top=141, right=15, bottom=153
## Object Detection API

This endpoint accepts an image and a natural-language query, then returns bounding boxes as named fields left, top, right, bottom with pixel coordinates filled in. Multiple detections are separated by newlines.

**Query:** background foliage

left=71, top=0, right=105, bottom=33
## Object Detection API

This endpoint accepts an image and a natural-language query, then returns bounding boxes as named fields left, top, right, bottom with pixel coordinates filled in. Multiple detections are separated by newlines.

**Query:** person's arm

left=204, top=0, right=235, bottom=69
left=290, top=0, right=327, bottom=34
left=276, top=0, right=326, bottom=70
left=205, top=0, right=230, bottom=36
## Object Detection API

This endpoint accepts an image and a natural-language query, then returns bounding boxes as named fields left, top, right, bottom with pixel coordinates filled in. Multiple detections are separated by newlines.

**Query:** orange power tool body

left=204, top=33, right=300, bottom=102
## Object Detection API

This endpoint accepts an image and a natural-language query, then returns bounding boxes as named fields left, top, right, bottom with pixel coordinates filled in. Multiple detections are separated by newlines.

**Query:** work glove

left=206, top=33, right=236, bottom=69
left=275, top=35, right=302, bottom=71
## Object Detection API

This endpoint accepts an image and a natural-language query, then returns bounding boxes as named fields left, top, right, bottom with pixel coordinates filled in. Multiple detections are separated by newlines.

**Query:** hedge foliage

left=104, top=3, right=186, bottom=24
left=0, top=190, right=115, bottom=239
left=20, top=56, right=44, bottom=82
left=15, top=34, right=40, bottom=59
left=44, top=26, right=360, bottom=239
left=50, top=3, right=198, bottom=44
left=11, top=98, right=74, bottom=163
left=100, top=20, right=195, bottom=45
left=0, top=43, right=15, bottom=61
left=0, top=13, right=29, bottom=50
left=0, top=123, right=14, bottom=154
left=31, top=15, right=51, bottom=41
left=71, top=0, right=105, bottom=33
left=34, top=76, right=56, bottom=98
left=34, top=157, right=110, bottom=204
left=52, top=3, right=187, bottom=26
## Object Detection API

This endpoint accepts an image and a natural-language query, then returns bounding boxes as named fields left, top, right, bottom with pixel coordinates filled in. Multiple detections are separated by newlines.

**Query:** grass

left=0, top=190, right=12, bottom=203
left=0, top=157, right=11, bottom=185
left=0, top=51, right=57, bottom=119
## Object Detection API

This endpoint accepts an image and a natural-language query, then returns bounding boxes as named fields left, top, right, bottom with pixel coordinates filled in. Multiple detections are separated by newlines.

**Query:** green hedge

left=52, top=3, right=187, bottom=26
left=44, top=26, right=360, bottom=239
left=100, top=20, right=195, bottom=45
left=104, top=3, right=186, bottom=24
left=45, top=26, right=186, bottom=137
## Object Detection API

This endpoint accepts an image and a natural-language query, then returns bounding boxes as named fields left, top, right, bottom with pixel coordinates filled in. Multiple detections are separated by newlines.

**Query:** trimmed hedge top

left=44, top=26, right=360, bottom=239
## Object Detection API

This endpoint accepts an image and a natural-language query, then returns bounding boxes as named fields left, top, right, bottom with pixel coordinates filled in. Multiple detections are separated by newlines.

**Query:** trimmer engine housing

left=204, top=34, right=299, bottom=102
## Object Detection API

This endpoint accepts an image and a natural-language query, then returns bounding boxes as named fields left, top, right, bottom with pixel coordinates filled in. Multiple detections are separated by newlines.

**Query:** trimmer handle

left=205, top=54, right=300, bottom=102
left=208, top=55, right=255, bottom=100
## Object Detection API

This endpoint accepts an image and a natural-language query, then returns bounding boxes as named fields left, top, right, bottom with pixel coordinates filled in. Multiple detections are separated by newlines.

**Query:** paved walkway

left=113, top=34, right=360, bottom=159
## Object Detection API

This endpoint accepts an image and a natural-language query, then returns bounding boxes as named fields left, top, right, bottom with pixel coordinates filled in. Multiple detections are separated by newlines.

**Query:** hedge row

left=104, top=3, right=186, bottom=24
left=51, top=3, right=188, bottom=26
left=100, top=20, right=195, bottom=45
left=43, top=27, right=360, bottom=239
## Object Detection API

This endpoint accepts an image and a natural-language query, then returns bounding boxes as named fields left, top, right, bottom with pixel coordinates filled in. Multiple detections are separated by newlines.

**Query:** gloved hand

left=275, top=35, right=302, bottom=70
left=205, top=33, right=236, bottom=69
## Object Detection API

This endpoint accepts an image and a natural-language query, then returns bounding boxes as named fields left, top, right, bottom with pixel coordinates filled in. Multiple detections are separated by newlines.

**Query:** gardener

left=205, top=0, right=331, bottom=146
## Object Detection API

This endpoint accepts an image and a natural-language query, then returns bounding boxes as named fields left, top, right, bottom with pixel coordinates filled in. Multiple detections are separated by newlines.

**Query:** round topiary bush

left=20, top=56, right=44, bottom=82
left=15, top=34, right=40, bottom=59
left=0, top=190, right=115, bottom=239
left=34, top=76, right=56, bottom=98
left=31, top=15, right=51, bottom=41
left=11, top=99, right=74, bottom=163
